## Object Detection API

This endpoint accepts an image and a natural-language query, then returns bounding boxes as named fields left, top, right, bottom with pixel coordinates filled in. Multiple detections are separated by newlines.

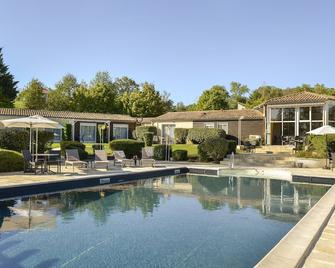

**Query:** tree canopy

left=196, top=85, right=229, bottom=110
left=0, top=48, right=18, bottom=107
left=15, top=79, right=47, bottom=109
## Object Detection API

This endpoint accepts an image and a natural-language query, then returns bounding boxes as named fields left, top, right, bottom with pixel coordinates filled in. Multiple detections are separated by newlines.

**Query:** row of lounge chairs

left=23, top=147, right=156, bottom=173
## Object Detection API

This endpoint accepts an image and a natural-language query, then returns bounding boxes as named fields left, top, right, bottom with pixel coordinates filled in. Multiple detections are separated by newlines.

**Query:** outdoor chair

left=65, top=149, right=88, bottom=172
left=330, top=152, right=335, bottom=171
left=22, top=149, right=44, bottom=174
left=113, top=151, right=133, bottom=167
left=141, top=147, right=155, bottom=167
left=46, top=149, right=62, bottom=173
left=94, top=150, right=111, bottom=170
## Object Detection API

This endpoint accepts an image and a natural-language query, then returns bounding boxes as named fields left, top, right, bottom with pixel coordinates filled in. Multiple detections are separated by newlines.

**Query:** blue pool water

left=0, top=175, right=330, bottom=267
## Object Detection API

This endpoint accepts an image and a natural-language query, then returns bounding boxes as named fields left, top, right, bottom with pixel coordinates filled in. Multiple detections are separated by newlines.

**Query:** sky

left=1, top=0, right=335, bottom=104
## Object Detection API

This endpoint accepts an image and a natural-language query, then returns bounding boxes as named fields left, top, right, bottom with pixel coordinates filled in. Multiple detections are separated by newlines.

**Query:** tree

left=175, top=102, right=187, bottom=112
left=0, top=48, right=18, bottom=107
left=120, top=82, right=168, bottom=117
left=47, top=74, right=79, bottom=111
left=196, top=85, right=229, bottom=110
left=228, top=81, right=249, bottom=109
left=114, top=76, right=139, bottom=95
left=246, top=85, right=283, bottom=108
left=86, top=72, right=120, bottom=113
left=15, top=79, right=47, bottom=109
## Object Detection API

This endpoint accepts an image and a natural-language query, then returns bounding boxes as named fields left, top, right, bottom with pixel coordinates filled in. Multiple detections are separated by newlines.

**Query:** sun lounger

left=65, top=149, right=88, bottom=172
left=94, top=150, right=111, bottom=170
left=113, top=150, right=134, bottom=167
left=141, top=147, right=155, bottom=167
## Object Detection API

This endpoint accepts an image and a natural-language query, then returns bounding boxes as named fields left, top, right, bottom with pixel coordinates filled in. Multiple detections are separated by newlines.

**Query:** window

left=283, top=108, right=295, bottom=121
left=271, top=108, right=282, bottom=121
left=217, top=122, right=228, bottom=134
left=204, top=122, right=215, bottom=128
left=113, top=124, right=128, bottom=139
left=311, top=107, right=323, bottom=120
left=50, top=128, right=62, bottom=142
left=80, top=123, right=96, bottom=143
left=299, top=122, right=310, bottom=136
left=328, top=104, right=335, bottom=125
left=299, top=107, right=310, bottom=120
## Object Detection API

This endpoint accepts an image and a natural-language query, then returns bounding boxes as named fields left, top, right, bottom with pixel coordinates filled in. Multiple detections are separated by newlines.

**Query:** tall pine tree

left=0, top=48, right=18, bottom=107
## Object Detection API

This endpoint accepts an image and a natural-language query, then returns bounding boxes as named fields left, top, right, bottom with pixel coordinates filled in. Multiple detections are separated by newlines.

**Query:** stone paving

left=304, top=210, right=335, bottom=268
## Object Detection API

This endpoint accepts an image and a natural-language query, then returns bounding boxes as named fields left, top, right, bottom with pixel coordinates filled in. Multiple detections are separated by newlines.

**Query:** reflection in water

left=0, top=175, right=329, bottom=231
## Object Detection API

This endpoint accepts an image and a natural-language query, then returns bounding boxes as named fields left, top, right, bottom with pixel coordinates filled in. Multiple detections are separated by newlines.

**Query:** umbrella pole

left=35, top=129, right=38, bottom=162
left=29, top=127, right=32, bottom=153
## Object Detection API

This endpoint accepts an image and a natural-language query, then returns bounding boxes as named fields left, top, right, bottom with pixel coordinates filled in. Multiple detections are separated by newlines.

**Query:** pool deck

left=0, top=162, right=335, bottom=267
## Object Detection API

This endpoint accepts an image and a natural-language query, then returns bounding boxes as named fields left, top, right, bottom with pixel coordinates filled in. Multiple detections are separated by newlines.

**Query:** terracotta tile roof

left=154, top=109, right=263, bottom=122
left=0, top=108, right=135, bottom=122
left=265, top=91, right=335, bottom=105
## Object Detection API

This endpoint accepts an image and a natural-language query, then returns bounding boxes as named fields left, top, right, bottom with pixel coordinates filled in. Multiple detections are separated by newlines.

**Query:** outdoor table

left=32, top=153, right=60, bottom=174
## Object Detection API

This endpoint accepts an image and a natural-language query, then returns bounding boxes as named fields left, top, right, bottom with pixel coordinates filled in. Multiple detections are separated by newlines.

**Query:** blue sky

left=2, top=0, right=335, bottom=104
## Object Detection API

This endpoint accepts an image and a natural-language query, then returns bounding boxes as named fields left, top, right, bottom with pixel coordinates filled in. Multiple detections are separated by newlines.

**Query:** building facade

left=0, top=108, right=136, bottom=143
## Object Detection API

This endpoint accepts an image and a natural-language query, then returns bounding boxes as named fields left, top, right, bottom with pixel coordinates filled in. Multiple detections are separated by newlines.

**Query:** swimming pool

left=0, top=175, right=330, bottom=267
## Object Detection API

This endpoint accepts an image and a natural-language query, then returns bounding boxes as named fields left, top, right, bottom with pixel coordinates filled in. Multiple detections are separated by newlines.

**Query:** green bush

left=305, top=134, right=335, bottom=157
left=0, top=149, right=24, bottom=172
left=227, top=140, right=237, bottom=154
left=109, top=139, right=144, bottom=158
left=0, top=129, right=29, bottom=152
left=153, top=144, right=172, bottom=160
left=172, top=150, right=188, bottom=161
left=143, top=132, right=154, bottom=146
left=174, top=128, right=189, bottom=144
left=187, top=128, right=226, bottom=144
left=60, top=141, right=88, bottom=160
left=64, top=124, right=72, bottom=141
left=198, top=138, right=228, bottom=162
left=0, top=129, right=54, bottom=152
left=134, top=126, right=157, bottom=141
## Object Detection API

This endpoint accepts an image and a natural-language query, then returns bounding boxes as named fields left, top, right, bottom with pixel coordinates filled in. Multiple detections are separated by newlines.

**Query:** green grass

left=171, top=144, right=198, bottom=159
left=51, top=143, right=112, bottom=155
left=52, top=142, right=198, bottom=158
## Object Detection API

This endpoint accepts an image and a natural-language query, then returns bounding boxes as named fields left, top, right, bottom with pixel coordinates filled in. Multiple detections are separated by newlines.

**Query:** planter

left=294, top=157, right=325, bottom=168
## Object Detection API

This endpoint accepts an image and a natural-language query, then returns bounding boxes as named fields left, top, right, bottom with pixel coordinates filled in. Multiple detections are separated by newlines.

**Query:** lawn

left=171, top=144, right=198, bottom=159
left=51, top=142, right=198, bottom=158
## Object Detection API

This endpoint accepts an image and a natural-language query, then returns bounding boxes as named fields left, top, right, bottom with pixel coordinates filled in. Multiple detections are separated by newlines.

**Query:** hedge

left=60, top=141, right=88, bottom=160
left=134, top=126, right=157, bottom=141
left=109, top=139, right=144, bottom=158
left=143, top=132, right=154, bottom=146
left=187, top=128, right=226, bottom=144
left=0, top=129, right=54, bottom=152
left=172, top=150, right=188, bottom=161
left=0, top=149, right=24, bottom=172
left=174, top=128, right=189, bottom=144
left=198, top=138, right=228, bottom=162
left=153, top=144, right=172, bottom=160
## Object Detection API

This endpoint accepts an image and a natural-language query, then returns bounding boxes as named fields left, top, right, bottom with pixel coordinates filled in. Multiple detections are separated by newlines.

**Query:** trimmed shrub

left=174, top=128, right=189, bottom=144
left=227, top=140, right=237, bottom=155
left=198, top=138, right=228, bottom=163
left=172, top=150, right=188, bottom=161
left=135, top=126, right=157, bottom=141
left=0, top=129, right=29, bottom=152
left=37, top=131, right=54, bottom=153
left=143, top=132, right=154, bottom=146
left=153, top=144, right=172, bottom=160
left=0, top=129, right=54, bottom=153
left=60, top=141, right=88, bottom=160
left=0, top=149, right=24, bottom=172
left=64, top=124, right=72, bottom=141
left=109, top=139, right=144, bottom=158
left=187, top=128, right=226, bottom=144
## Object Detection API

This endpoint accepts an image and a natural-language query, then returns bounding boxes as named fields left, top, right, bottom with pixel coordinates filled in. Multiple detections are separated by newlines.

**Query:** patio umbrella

left=307, top=125, right=335, bottom=168
left=0, top=115, right=63, bottom=160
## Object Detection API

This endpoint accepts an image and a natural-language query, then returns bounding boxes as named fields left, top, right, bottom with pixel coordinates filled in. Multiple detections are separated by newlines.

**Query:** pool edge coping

left=255, top=184, right=335, bottom=268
